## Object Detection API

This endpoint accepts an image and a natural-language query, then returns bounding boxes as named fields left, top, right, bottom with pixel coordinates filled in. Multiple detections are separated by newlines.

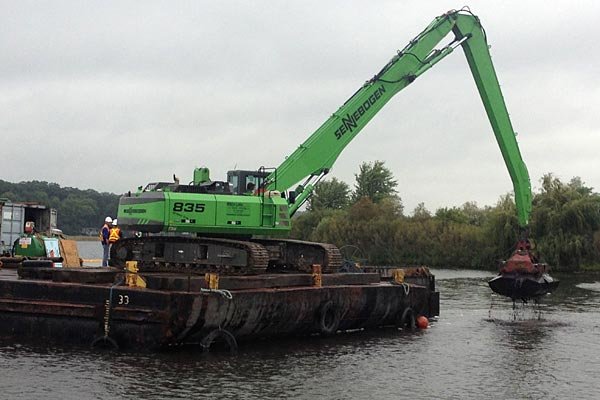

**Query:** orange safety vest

left=109, top=227, right=122, bottom=243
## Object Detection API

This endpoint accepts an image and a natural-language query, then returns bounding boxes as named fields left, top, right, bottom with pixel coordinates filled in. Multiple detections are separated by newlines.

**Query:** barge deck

left=0, top=266, right=439, bottom=351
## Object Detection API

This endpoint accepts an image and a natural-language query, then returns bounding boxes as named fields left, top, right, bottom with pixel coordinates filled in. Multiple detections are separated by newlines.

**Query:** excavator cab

left=227, top=170, right=269, bottom=195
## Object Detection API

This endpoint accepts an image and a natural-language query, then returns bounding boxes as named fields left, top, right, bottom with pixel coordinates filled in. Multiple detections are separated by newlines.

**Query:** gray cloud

left=1, top=0, right=599, bottom=213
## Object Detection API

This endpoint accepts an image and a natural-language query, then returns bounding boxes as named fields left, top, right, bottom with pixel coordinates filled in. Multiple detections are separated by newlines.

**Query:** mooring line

left=200, top=288, right=233, bottom=300
left=401, top=283, right=410, bottom=296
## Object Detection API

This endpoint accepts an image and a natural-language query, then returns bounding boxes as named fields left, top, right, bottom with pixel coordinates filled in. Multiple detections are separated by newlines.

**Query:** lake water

left=1, top=245, right=599, bottom=399
left=77, top=240, right=103, bottom=262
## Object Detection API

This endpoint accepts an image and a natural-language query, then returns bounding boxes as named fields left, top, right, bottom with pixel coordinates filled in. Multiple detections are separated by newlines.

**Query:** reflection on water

left=2, top=265, right=600, bottom=399
left=577, top=281, right=600, bottom=292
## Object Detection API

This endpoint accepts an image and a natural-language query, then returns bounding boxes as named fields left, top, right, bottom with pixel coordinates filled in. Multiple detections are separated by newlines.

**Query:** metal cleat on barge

left=488, top=239, right=559, bottom=302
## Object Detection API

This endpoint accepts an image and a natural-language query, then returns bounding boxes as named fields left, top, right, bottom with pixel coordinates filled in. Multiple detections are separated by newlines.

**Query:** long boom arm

left=265, top=9, right=532, bottom=228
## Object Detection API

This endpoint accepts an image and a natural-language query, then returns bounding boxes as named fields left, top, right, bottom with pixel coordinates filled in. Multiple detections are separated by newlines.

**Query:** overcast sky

left=2, top=0, right=599, bottom=213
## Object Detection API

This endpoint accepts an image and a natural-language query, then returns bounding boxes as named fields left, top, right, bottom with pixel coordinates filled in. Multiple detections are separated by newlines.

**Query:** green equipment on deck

left=114, top=9, right=533, bottom=275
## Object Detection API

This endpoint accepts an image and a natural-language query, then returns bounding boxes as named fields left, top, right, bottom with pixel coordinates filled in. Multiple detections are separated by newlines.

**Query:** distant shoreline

left=65, top=235, right=98, bottom=241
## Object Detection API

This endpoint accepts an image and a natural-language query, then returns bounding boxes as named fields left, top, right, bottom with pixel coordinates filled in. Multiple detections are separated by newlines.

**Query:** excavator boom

left=267, top=10, right=532, bottom=227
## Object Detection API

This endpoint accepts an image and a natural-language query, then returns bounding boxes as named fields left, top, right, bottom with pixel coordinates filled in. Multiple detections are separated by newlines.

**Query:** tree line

left=2, top=162, right=599, bottom=271
left=0, top=180, right=119, bottom=235
left=291, top=161, right=600, bottom=271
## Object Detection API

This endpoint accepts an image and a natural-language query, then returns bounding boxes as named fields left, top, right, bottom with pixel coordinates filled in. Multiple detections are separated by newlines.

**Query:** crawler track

left=110, top=236, right=269, bottom=275
left=251, top=238, right=343, bottom=273
left=110, top=237, right=343, bottom=275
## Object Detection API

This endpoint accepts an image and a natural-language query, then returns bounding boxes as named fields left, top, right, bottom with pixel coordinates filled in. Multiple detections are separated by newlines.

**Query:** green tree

left=411, top=202, right=431, bottom=220
left=0, top=192, right=18, bottom=202
left=482, top=194, right=519, bottom=260
left=531, top=174, right=600, bottom=269
left=461, top=201, right=488, bottom=226
left=291, top=209, right=337, bottom=241
left=308, top=178, right=350, bottom=211
left=352, top=160, right=400, bottom=207
left=435, top=207, right=468, bottom=224
left=0, top=179, right=119, bottom=235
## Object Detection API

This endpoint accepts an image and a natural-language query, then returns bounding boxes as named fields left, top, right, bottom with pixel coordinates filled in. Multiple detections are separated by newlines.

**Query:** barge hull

left=0, top=268, right=438, bottom=350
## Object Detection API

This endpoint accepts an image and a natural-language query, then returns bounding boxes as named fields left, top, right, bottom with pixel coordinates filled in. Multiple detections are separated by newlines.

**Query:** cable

left=401, top=283, right=410, bottom=296
left=371, top=9, right=479, bottom=85
left=200, top=288, right=233, bottom=300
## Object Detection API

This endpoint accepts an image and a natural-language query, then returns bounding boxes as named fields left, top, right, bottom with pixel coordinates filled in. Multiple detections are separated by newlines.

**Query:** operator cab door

left=226, top=170, right=276, bottom=228
left=227, top=170, right=269, bottom=195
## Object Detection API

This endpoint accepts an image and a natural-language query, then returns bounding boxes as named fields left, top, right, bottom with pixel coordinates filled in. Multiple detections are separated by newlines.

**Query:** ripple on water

left=576, top=281, right=600, bottom=292
left=2, top=269, right=600, bottom=399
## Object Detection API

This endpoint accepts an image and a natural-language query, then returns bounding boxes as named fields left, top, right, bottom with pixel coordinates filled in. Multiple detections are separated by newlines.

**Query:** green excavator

left=113, top=9, right=553, bottom=299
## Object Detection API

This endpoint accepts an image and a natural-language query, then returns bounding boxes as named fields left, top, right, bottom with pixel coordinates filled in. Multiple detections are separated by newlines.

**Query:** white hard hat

left=105, top=216, right=113, bottom=223
left=112, top=219, right=118, bottom=226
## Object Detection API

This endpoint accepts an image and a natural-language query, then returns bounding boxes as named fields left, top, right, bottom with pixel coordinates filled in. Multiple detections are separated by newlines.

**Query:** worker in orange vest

left=109, top=219, right=123, bottom=245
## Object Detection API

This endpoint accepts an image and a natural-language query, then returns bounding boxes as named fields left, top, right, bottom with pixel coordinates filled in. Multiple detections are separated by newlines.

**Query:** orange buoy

left=416, top=316, right=429, bottom=329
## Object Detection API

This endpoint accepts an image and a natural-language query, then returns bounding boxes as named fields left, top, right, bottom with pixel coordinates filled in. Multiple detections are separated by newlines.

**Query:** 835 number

left=172, top=202, right=205, bottom=213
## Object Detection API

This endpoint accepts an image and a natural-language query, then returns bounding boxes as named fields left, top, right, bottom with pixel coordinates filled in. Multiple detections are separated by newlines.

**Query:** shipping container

left=0, top=200, right=57, bottom=254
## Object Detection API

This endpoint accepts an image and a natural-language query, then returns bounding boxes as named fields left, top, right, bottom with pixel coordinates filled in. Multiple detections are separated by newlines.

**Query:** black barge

left=0, top=265, right=439, bottom=351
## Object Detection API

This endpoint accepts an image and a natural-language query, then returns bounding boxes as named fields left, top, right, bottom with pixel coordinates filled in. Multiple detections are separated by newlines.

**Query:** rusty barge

left=0, top=264, right=438, bottom=351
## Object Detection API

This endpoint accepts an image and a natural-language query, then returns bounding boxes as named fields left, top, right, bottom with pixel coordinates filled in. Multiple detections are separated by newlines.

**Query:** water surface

left=2, top=251, right=599, bottom=399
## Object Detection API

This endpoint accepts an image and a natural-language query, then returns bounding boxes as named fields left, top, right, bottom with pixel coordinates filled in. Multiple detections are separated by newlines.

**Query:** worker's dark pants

left=102, top=243, right=110, bottom=267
